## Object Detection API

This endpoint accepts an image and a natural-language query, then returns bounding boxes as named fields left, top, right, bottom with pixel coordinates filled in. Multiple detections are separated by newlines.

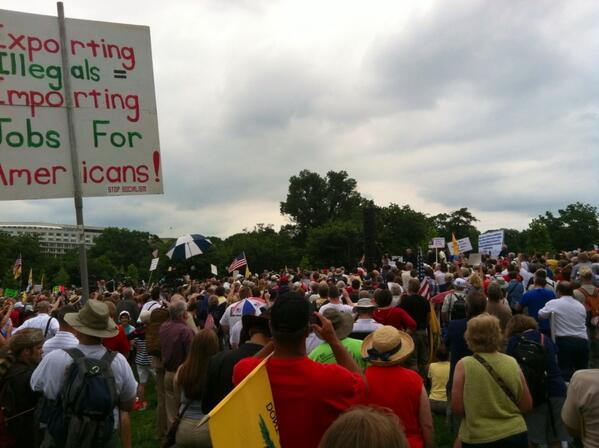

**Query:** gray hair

left=168, top=299, right=187, bottom=320
left=389, top=283, right=402, bottom=296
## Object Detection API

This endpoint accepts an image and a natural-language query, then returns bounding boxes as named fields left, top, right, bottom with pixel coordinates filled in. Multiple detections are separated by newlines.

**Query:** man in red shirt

left=233, top=293, right=366, bottom=448
left=373, top=289, right=416, bottom=331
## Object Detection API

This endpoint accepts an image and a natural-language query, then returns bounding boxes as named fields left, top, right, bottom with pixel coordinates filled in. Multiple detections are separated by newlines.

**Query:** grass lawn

left=131, top=380, right=455, bottom=447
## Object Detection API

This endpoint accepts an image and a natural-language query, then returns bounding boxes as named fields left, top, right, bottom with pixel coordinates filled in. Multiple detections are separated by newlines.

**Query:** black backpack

left=47, top=348, right=118, bottom=448
left=511, top=335, right=548, bottom=407
left=449, top=294, right=467, bottom=320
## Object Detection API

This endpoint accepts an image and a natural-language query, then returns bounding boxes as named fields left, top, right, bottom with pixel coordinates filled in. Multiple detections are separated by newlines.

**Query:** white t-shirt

left=538, top=296, right=588, bottom=339
left=352, top=318, right=382, bottom=334
left=13, top=313, right=59, bottom=339
left=31, top=343, right=137, bottom=402
left=319, top=302, right=354, bottom=315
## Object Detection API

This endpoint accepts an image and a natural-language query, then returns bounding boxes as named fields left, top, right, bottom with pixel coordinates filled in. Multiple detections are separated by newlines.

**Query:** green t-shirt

left=460, top=352, right=527, bottom=444
left=308, top=337, right=367, bottom=370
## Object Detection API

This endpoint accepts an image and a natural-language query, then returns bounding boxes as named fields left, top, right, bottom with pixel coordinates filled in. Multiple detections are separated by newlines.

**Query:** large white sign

left=478, top=230, right=504, bottom=257
left=0, top=9, right=163, bottom=200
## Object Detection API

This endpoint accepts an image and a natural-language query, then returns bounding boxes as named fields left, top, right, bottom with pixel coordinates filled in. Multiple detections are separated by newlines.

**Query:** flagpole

left=57, top=2, right=89, bottom=304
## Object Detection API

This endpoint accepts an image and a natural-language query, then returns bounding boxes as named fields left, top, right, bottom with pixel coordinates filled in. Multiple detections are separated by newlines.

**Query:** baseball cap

left=454, top=278, right=467, bottom=288
left=270, top=293, right=310, bottom=334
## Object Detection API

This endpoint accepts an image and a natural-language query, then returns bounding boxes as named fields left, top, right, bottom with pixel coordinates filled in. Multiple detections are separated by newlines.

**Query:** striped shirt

left=134, top=337, right=151, bottom=366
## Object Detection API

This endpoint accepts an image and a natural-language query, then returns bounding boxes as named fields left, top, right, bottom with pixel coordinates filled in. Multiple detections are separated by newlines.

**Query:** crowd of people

left=0, top=247, right=598, bottom=447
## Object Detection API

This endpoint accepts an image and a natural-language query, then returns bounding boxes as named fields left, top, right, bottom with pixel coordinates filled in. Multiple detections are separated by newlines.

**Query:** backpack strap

left=99, top=350, right=118, bottom=409
left=472, top=354, right=519, bottom=407
left=64, top=348, right=85, bottom=360
left=44, top=316, right=55, bottom=339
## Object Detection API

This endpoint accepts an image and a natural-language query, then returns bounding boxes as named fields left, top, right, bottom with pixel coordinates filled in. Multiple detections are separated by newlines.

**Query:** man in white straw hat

left=31, top=299, right=138, bottom=447
left=361, top=326, right=434, bottom=448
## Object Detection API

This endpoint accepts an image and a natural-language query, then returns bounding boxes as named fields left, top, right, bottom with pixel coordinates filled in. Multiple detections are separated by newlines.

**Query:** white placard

left=210, top=264, right=218, bottom=276
left=447, top=237, right=473, bottom=255
left=149, top=257, right=159, bottom=271
left=0, top=9, right=163, bottom=200
left=478, top=230, right=504, bottom=257
left=429, top=237, right=446, bottom=249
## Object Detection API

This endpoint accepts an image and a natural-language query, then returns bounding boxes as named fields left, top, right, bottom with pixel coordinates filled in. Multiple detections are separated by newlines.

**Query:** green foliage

left=306, top=220, right=362, bottom=267
left=431, top=208, right=480, bottom=242
left=537, top=202, right=599, bottom=251
left=53, top=266, right=70, bottom=286
left=525, top=219, right=554, bottom=254
left=280, top=170, right=363, bottom=236
left=379, top=204, right=435, bottom=254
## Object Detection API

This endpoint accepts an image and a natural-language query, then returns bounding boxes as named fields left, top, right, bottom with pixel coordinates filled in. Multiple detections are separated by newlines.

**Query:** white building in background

left=0, top=222, right=104, bottom=255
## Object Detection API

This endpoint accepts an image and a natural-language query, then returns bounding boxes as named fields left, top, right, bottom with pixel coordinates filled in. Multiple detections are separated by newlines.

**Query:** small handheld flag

left=228, top=252, right=248, bottom=273
left=13, top=254, right=22, bottom=280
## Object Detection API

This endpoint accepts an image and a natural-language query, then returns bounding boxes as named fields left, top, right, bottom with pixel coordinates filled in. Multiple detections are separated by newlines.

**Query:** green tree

left=125, top=263, right=140, bottom=284
left=525, top=219, right=554, bottom=254
left=306, top=220, right=362, bottom=267
left=280, top=170, right=363, bottom=236
left=379, top=204, right=434, bottom=254
left=54, top=266, right=70, bottom=286
left=538, top=202, right=599, bottom=251
left=431, top=208, right=479, bottom=242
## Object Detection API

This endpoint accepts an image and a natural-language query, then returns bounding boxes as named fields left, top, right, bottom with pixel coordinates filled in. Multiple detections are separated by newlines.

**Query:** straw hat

left=64, top=300, right=119, bottom=338
left=355, top=298, right=376, bottom=310
left=361, top=326, right=414, bottom=366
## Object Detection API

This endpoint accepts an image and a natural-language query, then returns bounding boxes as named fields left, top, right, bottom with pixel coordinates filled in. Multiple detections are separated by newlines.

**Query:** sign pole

left=57, top=2, right=89, bottom=303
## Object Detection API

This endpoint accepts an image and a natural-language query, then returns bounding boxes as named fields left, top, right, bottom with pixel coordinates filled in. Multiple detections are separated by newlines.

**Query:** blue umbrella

left=166, top=234, right=212, bottom=260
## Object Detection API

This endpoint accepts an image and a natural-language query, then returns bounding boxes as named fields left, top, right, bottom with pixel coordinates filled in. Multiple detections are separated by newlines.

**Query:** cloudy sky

left=2, top=0, right=598, bottom=238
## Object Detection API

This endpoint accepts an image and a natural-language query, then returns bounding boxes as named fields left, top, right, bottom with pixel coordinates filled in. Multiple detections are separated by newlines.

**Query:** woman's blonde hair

left=464, top=313, right=503, bottom=353
left=319, top=406, right=408, bottom=448
left=468, top=273, right=482, bottom=290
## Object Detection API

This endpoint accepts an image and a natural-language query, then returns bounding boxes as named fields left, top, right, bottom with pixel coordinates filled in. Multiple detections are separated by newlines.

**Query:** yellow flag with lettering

left=206, top=358, right=280, bottom=448
left=451, top=233, right=459, bottom=255
left=245, top=265, right=252, bottom=279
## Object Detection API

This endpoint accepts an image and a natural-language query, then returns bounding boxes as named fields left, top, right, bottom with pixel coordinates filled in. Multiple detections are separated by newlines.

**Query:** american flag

left=228, top=252, right=247, bottom=273
left=13, top=254, right=22, bottom=280
left=417, top=248, right=431, bottom=300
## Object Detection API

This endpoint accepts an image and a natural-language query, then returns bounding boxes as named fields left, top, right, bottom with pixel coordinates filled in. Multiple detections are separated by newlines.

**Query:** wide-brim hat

left=322, top=308, right=354, bottom=340
left=361, top=326, right=414, bottom=366
left=64, top=299, right=119, bottom=338
left=355, top=298, right=376, bottom=310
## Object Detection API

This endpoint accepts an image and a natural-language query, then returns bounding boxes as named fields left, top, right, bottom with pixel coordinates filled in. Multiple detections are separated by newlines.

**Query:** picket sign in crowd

left=1, top=248, right=599, bottom=448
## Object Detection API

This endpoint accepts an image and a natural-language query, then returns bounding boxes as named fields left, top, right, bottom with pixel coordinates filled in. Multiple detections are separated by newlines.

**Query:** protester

left=441, top=278, right=467, bottom=323
left=173, top=329, right=219, bottom=447
left=400, top=278, right=430, bottom=376
left=309, top=308, right=367, bottom=370
left=160, top=299, right=195, bottom=426
left=116, top=287, right=139, bottom=324
left=505, top=315, right=569, bottom=448
left=0, top=328, right=43, bottom=447
left=319, top=406, right=409, bottom=448
left=538, top=282, right=589, bottom=381
left=12, top=300, right=59, bottom=340
left=42, top=305, right=78, bottom=357
left=372, top=289, right=416, bottom=332
left=505, top=270, right=524, bottom=311
left=485, top=282, right=512, bottom=331
left=202, top=310, right=271, bottom=413
left=351, top=297, right=382, bottom=338
left=133, top=310, right=154, bottom=411
left=31, top=300, right=137, bottom=447
left=451, top=313, right=532, bottom=447
left=362, top=325, right=433, bottom=448
left=319, top=285, right=354, bottom=314
left=561, top=369, right=599, bottom=447
left=233, top=293, right=366, bottom=448
left=517, top=275, right=555, bottom=336
left=427, top=345, right=450, bottom=415
left=103, top=301, right=131, bottom=357
left=574, top=268, right=599, bottom=367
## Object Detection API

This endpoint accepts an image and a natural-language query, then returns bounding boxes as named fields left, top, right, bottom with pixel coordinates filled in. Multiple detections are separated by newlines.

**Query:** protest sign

left=429, top=237, right=445, bottom=249
left=468, top=253, right=482, bottom=266
left=149, top=257, right=159, bottom=271
left=447, top=237, right=473, bottom=255
left=3, top=288, right=17, bottom=298
left=211, top=264, right=218, bottom=276
left=0, top=9, right=163, bottom=200
left=478, top=230, right=504, bottom=257
left=207, top=358, right=280, bottom=447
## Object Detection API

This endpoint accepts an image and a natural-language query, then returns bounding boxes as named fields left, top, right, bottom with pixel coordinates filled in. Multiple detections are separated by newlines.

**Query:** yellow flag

left=428, top=301, right=440, bottom=362
left=207, top=358, right=280, bottom=448
left=28, top=268, right=33, bottom=287
left=245, top=265, right=252, bottom=279
left=451, top=233, right=459, bottom=255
